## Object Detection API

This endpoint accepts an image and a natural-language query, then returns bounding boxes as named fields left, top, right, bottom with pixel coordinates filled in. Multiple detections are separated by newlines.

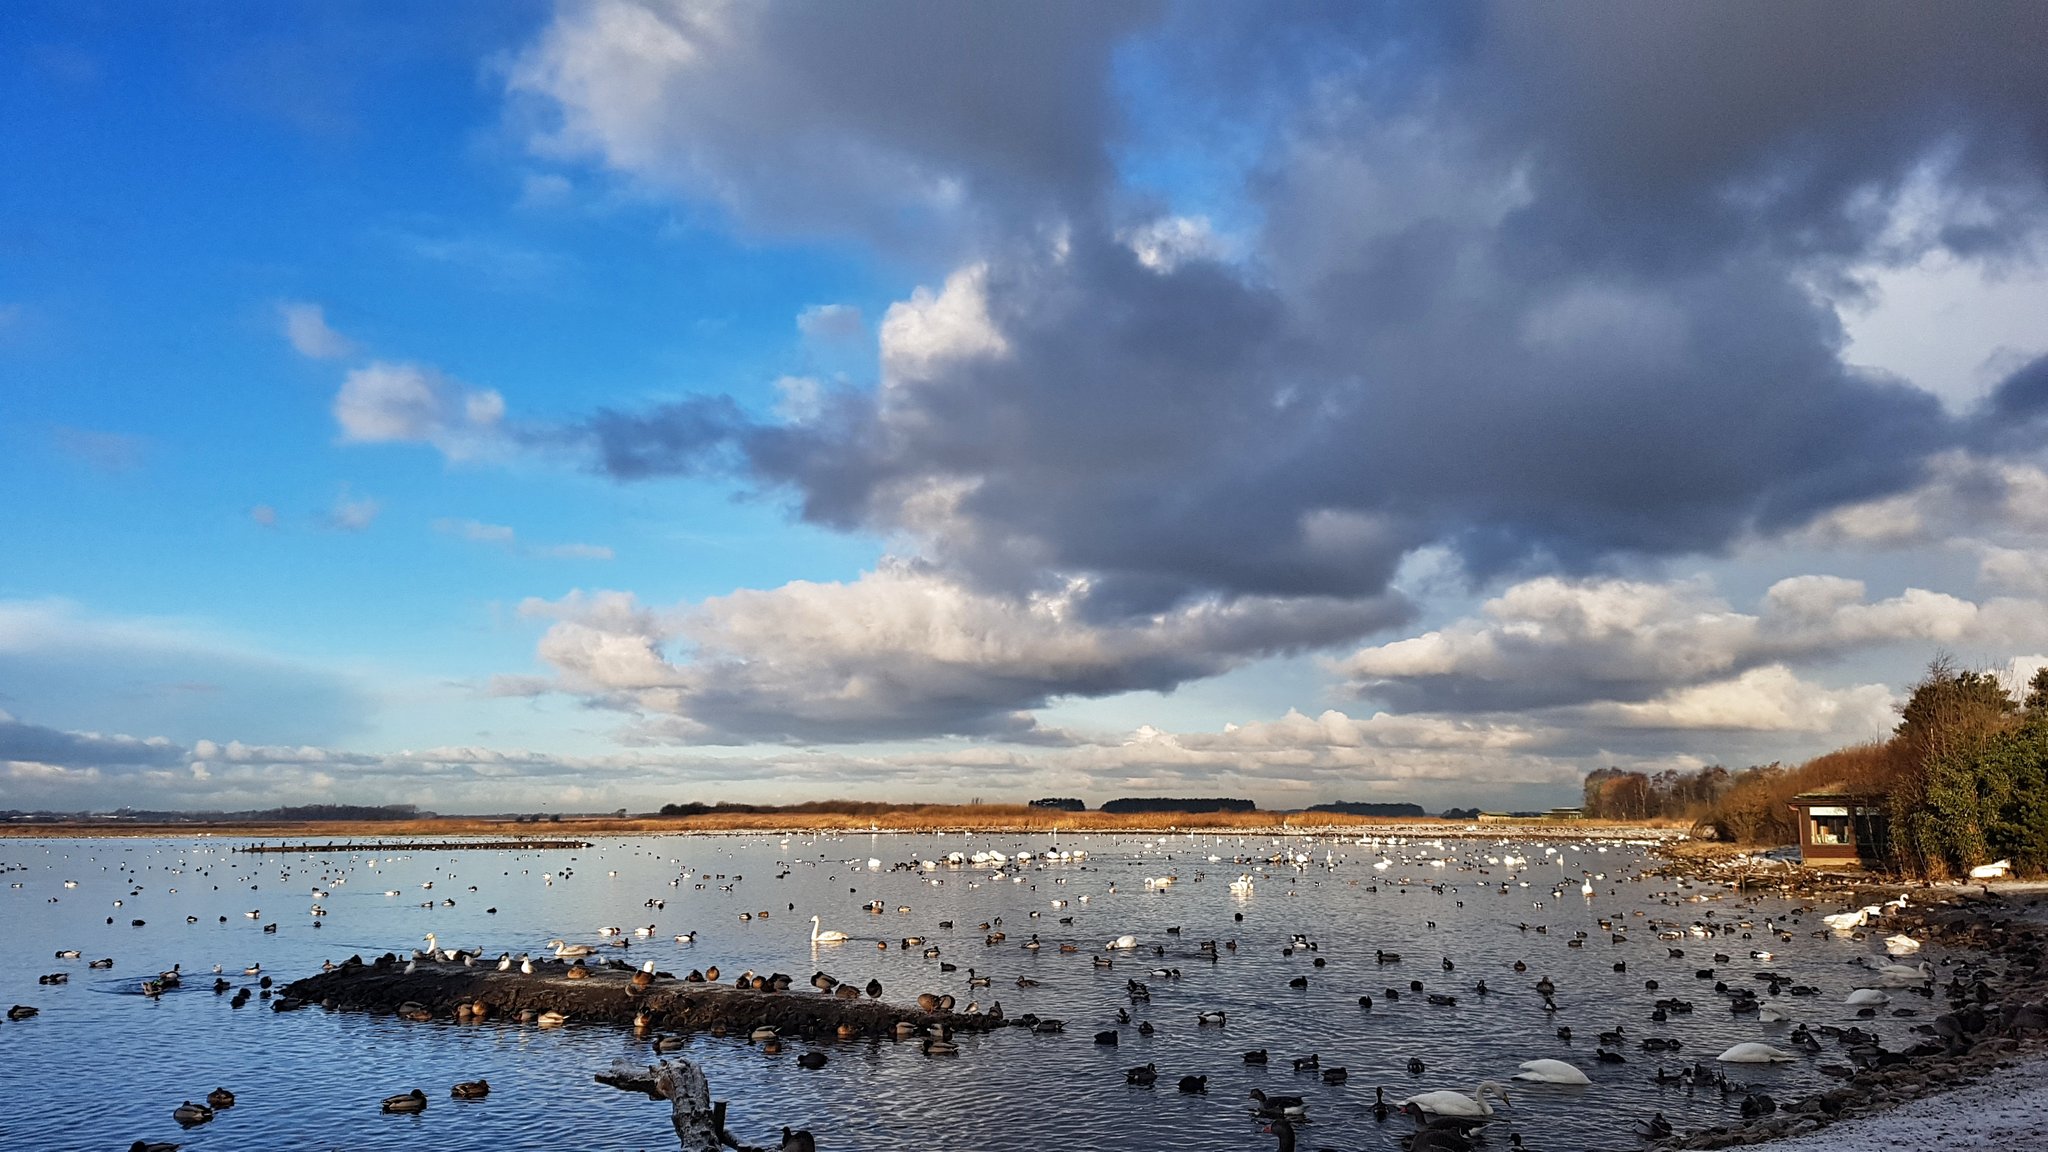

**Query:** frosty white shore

left=1757, top=1055, right=2048, bottom=1150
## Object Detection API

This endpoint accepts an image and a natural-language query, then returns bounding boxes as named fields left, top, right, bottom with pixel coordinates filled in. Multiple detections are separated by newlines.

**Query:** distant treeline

left=1098, top=797, right=1256, bottom=814
left=1306, top=801, right=1426, bottom=817
left=1029, top=797, right=1087, bottom=811
left=1587, top=656, right=2048, bottom=877
left=657, top=800, right=917, bottom=818
left=5, top=804, right=428, bottom=824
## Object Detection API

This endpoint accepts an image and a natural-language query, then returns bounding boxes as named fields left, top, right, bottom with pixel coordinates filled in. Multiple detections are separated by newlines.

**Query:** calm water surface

left=0, top=833, right=1949, bottom=1151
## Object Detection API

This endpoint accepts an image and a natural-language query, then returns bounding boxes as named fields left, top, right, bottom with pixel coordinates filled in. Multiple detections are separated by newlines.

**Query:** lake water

left=0, top=832, right=1947, bottom=1151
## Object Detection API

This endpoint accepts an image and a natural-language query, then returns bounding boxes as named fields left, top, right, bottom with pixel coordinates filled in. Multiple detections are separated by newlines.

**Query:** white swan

left=1822, top=907, right=1877, bottom=932
left=1398, top=1081, right=1511, bottom=1116
left=1717, top=1042, right=1798, bottom=1063
left=1883, top=933, right=1921, bottom=956
left=1969, top=859, right=2011, bottom=880
left=1107, top=934, right=1139, bottom=951
left=546, top=938, right=596, bottom=958
left=1844, top=988, right=1890, bottom=1006
left=810, top=916, right=850, bottom=944
left=1513, top=1059, right=1591, bottom=1085
left=1871, top=960, right=1932, bottom=986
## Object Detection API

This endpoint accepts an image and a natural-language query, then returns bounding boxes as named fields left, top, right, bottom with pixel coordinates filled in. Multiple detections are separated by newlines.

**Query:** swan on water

left=1513, top=1059, right=1591, bottom=1085
left=1396, top=1081, right=1511, bottom=1116
left=546, top=939, right=595, bottom=958
left=810, top=916, right=851, bottom=943
left=1844, top=988, right=1890, bottom=1006
left=1108, top=934, right=1139, bottom=951
left=1717, top=1042, right=1798, bottom=1063
left=1883, top=933, right=1921, bottom=956
left=1870, top=960, right=1932, bottom=986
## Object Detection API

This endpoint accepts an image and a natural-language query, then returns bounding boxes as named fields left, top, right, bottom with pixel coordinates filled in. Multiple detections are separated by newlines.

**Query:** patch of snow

left=1756, top=1057, right=2048, bottom=1151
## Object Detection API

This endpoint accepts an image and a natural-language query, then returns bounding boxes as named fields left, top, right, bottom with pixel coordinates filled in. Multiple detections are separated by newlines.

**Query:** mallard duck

left=205, top=1087, right=235, bottom=1109
left=171, top=1102, right=214, bottom=1126
left=451, top=1080, right=490, bottom=1099
left=381, top=1088, right=428, bottom=1113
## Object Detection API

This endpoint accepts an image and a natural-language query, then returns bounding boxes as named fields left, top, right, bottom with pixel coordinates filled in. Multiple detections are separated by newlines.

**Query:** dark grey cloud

left=0, top=711, right=186, bottom=770
left=580, top=395, right=752, bottom=481
left=1987, top=352, right=2048, bottom=423
left=547, top=2, right=2046, bottom=590
left=510, top=0, right=1158, bottom=250
left=1478, top=1, right=2048, bottom=268
left=513, top=2, right=2048, bottom=740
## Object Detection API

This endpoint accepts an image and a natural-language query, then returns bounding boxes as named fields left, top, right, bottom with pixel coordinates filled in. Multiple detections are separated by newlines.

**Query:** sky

left=5, top=1, right=2048, bottom=815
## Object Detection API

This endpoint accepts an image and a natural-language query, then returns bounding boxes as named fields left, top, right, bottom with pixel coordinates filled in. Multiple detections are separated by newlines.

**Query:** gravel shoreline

left=1627, top=865, right=2048, bottom=1150
left=1751, top=1052, right=2048, bottom=1149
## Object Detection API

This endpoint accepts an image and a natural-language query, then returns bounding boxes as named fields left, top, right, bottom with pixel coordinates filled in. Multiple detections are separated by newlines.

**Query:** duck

left=1397, top=1081, right=1511, bottom=1117
left=205, top=1087, right=235, bottom=1109
left=1197, top=1010, right=1227, bottom=1025
left=381, top=1088, right=428, bottom=1113
left=1373, top=1086, right=1390, bottom=1121
left=810, top=915, right=850, bottom=944
left=1513, top=1059, right=1590, bottom=1085
left=920, top=1036, right=958, bottom=1057
left=781, top=1127, right=817, bottom=1152
left=451, top=1080, right=490, bottom=1098
left=1178, top=1074, right=1208, bottom=1094
left=797, top=1050, right=827, bottom=1070
left=1249, top=1088, right=1307, bottom=1117
left=537, top=1010, right=568, bottom=1027
left=171, top=1102, right=214, bottom=1127
left=128, top=1143, right=180, bottom=1152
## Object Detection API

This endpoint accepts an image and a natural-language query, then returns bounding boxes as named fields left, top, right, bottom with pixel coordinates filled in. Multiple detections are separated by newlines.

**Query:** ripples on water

left=0, top=833, right=1946, bottom=1151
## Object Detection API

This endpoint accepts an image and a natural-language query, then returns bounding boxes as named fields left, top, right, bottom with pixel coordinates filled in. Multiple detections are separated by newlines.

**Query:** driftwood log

left=596, top=1058, right=762, bottom=1151
left=655, top=1060, right=724, bottom=1152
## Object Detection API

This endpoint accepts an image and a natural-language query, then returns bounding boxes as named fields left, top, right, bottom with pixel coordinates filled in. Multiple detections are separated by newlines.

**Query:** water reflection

left=0, top=833, right=1938, bottom=1151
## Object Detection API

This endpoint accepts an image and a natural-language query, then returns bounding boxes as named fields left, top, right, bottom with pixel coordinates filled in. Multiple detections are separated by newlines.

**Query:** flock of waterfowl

left=2, top=833, right=1972, bottom=1150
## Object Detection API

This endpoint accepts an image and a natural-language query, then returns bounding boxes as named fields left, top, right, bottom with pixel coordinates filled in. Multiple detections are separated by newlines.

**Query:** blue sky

left=5, top=2, right=2048, bottom=813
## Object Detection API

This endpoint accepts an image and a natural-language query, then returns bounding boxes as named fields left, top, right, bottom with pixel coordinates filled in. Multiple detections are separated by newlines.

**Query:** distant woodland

left=1585, top=657, right=2048, bottom=877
